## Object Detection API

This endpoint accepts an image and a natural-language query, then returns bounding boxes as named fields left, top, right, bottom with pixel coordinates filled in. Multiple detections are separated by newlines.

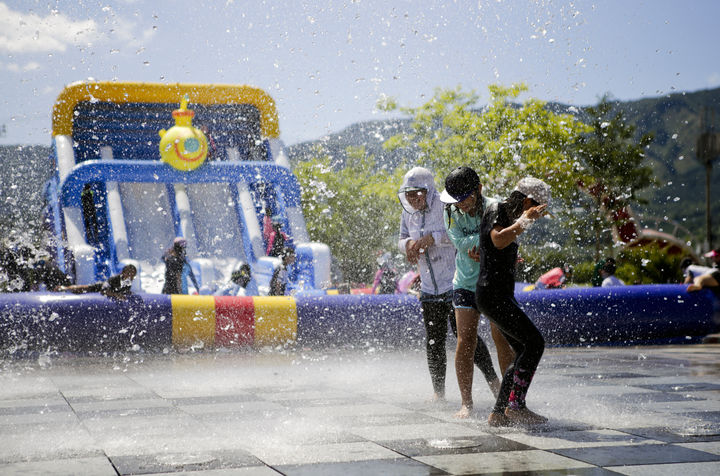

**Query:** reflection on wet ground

left=1, top=344, right=719, bottom=475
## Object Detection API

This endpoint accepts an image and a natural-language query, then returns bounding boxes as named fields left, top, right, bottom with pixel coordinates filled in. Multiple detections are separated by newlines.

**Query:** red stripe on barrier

left=215, top=296, right=255, bottom=347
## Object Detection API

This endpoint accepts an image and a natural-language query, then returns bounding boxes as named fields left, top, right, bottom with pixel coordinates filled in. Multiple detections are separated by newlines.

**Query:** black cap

left=440, top=167, right=480, bottom=204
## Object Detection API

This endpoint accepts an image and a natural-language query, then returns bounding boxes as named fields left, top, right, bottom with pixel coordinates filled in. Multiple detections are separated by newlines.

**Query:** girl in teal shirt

left=441, top=167, right=514, bottom=419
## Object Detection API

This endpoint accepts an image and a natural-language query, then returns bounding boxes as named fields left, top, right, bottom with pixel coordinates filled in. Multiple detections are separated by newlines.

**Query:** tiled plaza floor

left=1, top=343, right=719, bottom=475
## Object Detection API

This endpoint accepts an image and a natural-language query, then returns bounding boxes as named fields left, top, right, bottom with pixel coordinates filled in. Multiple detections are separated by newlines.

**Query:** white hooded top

left=397, top=167, right=456, bottom=296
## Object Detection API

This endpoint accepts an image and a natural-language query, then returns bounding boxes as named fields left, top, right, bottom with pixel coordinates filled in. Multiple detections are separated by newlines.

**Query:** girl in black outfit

left=474, top=177, right=551, bottom=427
left=161, top=237, right=199, bottom=295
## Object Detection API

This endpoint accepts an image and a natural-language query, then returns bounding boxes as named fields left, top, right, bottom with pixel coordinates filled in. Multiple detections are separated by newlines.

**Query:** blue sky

left=1, top=0, right=719, bottom=147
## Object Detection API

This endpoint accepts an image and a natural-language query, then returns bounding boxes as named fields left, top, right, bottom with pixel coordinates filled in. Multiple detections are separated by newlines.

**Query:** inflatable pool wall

left=0, top=293, right=425, bottom=353
left=1, top=285, right=717, bottom=353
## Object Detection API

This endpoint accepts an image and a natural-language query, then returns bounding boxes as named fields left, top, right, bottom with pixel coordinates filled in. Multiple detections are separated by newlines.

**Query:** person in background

left=59, top=264, right=137, bottom=300
left=162, top=237, right=199, bottom=295
left=266, top=217, right=289, bottom=258
left=704, top=248, right=720, bottom=269
left=372, top=251, right=398, bottom=294
left=535, top=264, right=573, bottom=290
left=0, top=245, right=36, bottom=292
left=33, top=259, right=71, bottom=291
left=396, top=270, right=421, bottom=296
left=600, top=258, right=624, bottom=287
left=687, top=266, right=720, bottom=297
left=680, top=257, right=711, bottom=284
left=474, top=177, right=551, bottom=427
left=591, top=258, right=606, bottom=287
left=441, top=166, right=515, bottom=418
left=269, top=247, right=296, bottom=296
left=686, top=249, right=720, bottom=297
left=216, top=262, right=252, bottom=297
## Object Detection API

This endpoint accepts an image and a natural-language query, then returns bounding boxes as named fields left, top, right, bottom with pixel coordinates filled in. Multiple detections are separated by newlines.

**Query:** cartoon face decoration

left=159, top=127, right=208, bottom=171
left=158, top=96, right=208, bottom=171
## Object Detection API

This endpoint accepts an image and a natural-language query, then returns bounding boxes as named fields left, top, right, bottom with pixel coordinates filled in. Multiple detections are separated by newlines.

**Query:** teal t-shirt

left=443, top=196, right=496, bottom=292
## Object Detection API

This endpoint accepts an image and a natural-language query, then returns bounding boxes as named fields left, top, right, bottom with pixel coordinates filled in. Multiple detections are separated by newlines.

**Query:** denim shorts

left=452, top=288, right=478, bottom=311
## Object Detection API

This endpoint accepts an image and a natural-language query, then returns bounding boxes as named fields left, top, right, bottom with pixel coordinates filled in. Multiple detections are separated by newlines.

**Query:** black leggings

left=475, top=286, right=545, bottom=413
left=421, top=298, right=498, bottom=395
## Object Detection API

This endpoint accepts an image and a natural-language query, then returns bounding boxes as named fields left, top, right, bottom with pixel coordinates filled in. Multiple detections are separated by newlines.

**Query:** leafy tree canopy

left=293, top=146, right=403, bottom=284
left=381, top=83, right=592, bottom=202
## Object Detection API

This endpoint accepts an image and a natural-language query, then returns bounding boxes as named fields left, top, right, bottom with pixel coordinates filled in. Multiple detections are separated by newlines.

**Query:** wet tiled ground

left=1, top=344, right=719, bottom=475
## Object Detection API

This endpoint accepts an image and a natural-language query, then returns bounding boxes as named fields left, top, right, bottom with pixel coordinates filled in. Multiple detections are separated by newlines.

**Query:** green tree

left=381, top=84, right=592, bottom=202
left=615, top=245, right=684, bottom=284
left=293, top=146, right=403, bottom=284
left=575, top=96, right=655, bottom=259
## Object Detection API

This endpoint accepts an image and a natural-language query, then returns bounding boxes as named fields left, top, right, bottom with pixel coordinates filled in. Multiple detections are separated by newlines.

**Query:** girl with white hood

left=398, top=167, right=498, bottom=401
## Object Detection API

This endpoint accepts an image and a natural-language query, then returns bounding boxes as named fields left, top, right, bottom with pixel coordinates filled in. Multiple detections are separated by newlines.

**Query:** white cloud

left=0, top=60, right=41, bottom=73
left=0, top=2, right=102, bottom=53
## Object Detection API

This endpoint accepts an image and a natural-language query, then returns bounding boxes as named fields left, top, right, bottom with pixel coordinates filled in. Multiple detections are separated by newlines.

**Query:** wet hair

left=602, top=260, right=617, bottom=275
left=231, top=264, right=251, bottom=285
left=505, top=190, right=527, bottom=220
left=121, top=264, right=137, bottom=275
left=680, top=257, right=693, bottom=270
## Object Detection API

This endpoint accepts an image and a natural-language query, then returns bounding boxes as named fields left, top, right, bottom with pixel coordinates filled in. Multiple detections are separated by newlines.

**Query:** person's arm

left=408, top=233, right=434, bottom=255
left=101, top=288, right=126, bottom=300
left=397, top=214, right=411, bottom=255
left=490, top=204, right=546, bottom=250
left=100, top=276, right=129, bottom=300
left=185, top=260, right=200, bottom=292
left=269, top=267, right=282, bottom=295
left=371, top=269, right=383, bottom=294
left=445, top=213, right=478, bottom=256
left=398, top=214, right=420, bottom=264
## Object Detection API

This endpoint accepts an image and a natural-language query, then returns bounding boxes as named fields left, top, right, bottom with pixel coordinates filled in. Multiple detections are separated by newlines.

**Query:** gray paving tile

left=76, top=405, right=181, bottom=419
left=169, top=394, right=258, bottom=406
left=152, top=468, right=281, bottom=475
left=621, top=426, right=720, bottom=443
left=0, top=403, right=71, bottom=416
left=376, top=434, right=532, bottom=456
left=249, top=441, right=401, bottom=466
left=635, top=382, right=720, bottom=392
left=568, top=372, right=653, bottom=380
left=0, top=456, right=117, bottom=475
left=550, top=443, right=720, bottom=466
left=338, top=411, right=444, bottom=427
left=500, top=429, right=664, bottom=450
left=416, top=449, right=594, bottom=474
left=483, top=469, right=624, bottom=476
left=589, top=391, right=706, bottom=404
left=606, top=461, right=720, bottom=475
left=276, top=457, right=449, bottom=475
left=110, top=449, right=262, bottom=475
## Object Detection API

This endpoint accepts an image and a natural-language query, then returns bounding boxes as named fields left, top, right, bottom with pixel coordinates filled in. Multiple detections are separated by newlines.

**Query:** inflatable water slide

left=44, top=81, right=330, bottom=294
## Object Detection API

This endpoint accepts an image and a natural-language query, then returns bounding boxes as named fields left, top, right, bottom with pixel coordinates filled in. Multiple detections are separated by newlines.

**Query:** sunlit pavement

left=1, top=344, right=719, bottom=475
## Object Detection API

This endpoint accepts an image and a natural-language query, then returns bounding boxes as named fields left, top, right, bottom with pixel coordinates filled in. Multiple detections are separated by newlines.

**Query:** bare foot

left=488, top=410, right=511, bottom=427
left=430, top=391, right=446, bottom=403
left=504, top=407, right=548, bottom=425
left=454, top=404, right=473, bottom=419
